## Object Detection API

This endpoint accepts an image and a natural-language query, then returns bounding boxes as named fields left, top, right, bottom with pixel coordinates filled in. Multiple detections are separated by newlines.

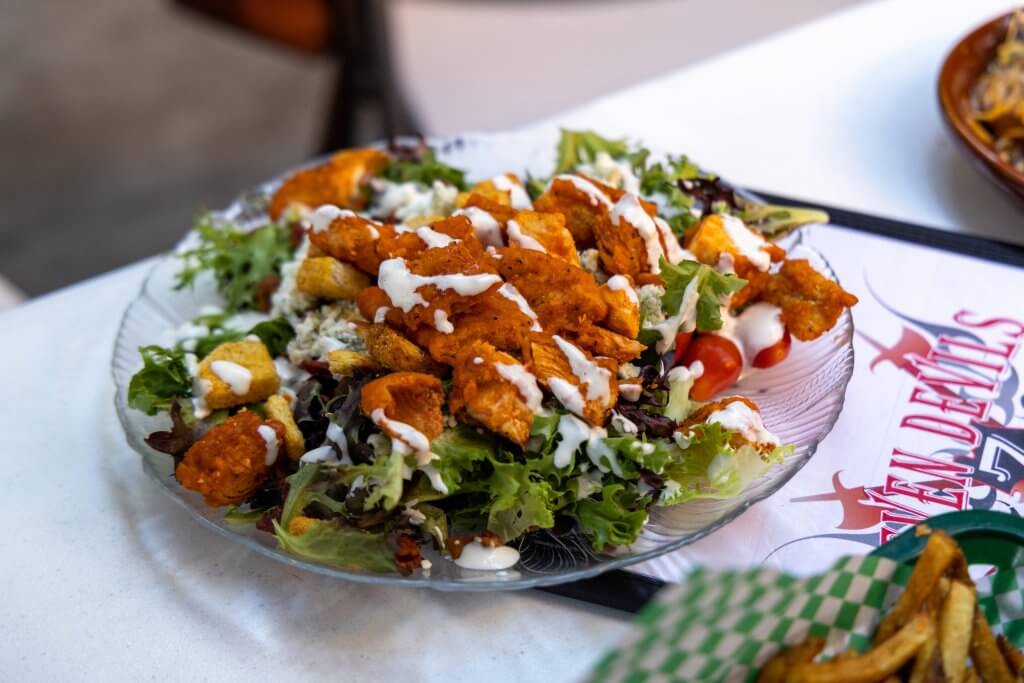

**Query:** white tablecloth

left=1, top=0, right=1020, bottom=680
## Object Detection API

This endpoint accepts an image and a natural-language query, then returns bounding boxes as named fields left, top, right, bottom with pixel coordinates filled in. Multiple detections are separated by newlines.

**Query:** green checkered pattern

left=588, top=555, right=1024, bottom=683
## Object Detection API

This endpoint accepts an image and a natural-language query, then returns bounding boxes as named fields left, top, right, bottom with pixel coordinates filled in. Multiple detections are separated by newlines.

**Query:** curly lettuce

left=128, top=345, right=192, bottom=415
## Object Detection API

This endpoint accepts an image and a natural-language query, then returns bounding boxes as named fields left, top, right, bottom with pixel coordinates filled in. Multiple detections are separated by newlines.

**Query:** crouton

left=449, top=341, right=539, bottom=445
left=361, top=372, right=444, bottom=448
left=358, top=323, right=446, bottom=375
left=269, top=147, right=390, bottom=219
left=176, top=411, right=284, bottom=506
left=731, top=259, right=858, bottom=341
left=295, top=256, right=371, bottom=301
left=599, top=277, right=641, bottom=338
left=327, top=349, right=380, bottom=376
left=685, top=214, right=785, bottom=278
left=265, top=394, right=305, bottom=460
left=507, top=211, right=579, bottom=265
left=197, top=340, right=280, bottom=411
left=467, top=173, right=532, bottom=209
left=526, top=334, right=617, bottom=426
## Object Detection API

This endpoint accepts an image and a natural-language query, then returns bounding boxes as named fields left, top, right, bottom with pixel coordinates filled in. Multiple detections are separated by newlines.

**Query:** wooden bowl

left=938, top=12, right=1024, bottom=201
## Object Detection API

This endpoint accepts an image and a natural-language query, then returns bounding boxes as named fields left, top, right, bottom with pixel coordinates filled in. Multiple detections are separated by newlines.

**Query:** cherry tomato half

left=752, top=328, right=792, bottom=369
left=679, top=334, right=743, bottom=401
left=671, top=331, right=694, bottom=367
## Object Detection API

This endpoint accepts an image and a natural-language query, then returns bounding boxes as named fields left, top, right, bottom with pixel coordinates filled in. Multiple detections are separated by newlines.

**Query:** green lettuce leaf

left=554, top=129, right=629, bottom=174
left=187, top=317, right=295, bottom=359
left=273, top=519, right=395, bottom=573
left=357, top=450, right=405, bottom=512
left=128, top=345, right=192, bottom=415
left=575, top=483, right=649, bottom=551
left=658, top=258, right=746, bottom=333
left=379, top=147, right=466, bottom=190
left=280, top=462, right=322, bottom=527
left=486, top=460, right=557, bottom=542
left=740, top=201, right=829, bottom=239
left=429, top=425, right=496, bottom=492
left=415, top=503, right=448, bottom=546
left=602, top=437, right=672, bottom=476
left=659, top=424, right=788, bottom=505
left=176, top=213, right=294, bottom=314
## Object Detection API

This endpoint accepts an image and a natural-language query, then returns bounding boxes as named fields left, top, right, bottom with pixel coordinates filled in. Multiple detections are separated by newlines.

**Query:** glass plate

left=112, top=132, right=855, bottom=591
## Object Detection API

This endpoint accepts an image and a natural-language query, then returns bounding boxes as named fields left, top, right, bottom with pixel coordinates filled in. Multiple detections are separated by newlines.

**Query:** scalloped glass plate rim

left=112, top=132, right=856, bottom=591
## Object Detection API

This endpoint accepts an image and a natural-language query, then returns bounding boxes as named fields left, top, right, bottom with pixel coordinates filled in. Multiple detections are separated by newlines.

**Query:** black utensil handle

left=536, top=570, right=666, bottom=614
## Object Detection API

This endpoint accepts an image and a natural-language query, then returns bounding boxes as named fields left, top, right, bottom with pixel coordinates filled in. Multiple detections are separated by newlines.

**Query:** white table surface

left=2, top=1, right=1021, bottom=681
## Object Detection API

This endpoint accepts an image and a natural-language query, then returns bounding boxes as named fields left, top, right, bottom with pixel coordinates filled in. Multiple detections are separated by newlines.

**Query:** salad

left=127, top=130, right=857, bottom=575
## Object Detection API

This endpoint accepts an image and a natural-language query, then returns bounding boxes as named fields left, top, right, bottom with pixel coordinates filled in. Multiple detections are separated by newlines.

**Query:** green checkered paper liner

left=589, top=555, right=1024, bottom=683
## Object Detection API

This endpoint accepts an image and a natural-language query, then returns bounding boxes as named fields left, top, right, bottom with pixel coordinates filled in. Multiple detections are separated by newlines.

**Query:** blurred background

left=0, top=0, right=863, bottom=308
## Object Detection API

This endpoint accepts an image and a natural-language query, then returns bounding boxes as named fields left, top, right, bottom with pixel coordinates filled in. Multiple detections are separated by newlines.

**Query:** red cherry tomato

left=679, top=334, right=743, bottom=401
left=672, top=331, right=694, bottom=366
left=752, top=328, right=792, bottom=369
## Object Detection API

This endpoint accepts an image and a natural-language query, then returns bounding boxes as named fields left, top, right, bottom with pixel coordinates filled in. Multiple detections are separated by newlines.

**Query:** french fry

left=970, top=607, right=1015, bottom=683
left=755, top=638, right=824, bottom=683
left=787, top=613, right=932, bottom=683
left=996, top=634, right=1024, bottom=677
left=875, top=531, right=961, bottom=643
left=939, top=580, right=976, bottom=683
left=907, top=618, right=941, bottom=683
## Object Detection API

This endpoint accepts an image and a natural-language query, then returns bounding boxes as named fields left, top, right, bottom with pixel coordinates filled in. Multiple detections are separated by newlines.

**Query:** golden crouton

left=358, top=323, right=446, bottom=375
left=685, top=214, right=785, bottom=278
left=176, top=411, right=285, bottom=506
left=197, top=340, right=280, bottom=410
left=327, top=349, right=381, bottom=376
left=269, top=147, right=390, bottom=219
left=466, top=173, right=529, bottom=208
left=449, top=341, right=537, bottom=445
left=295, top=256, right=370, bottom=301
left=402, top=214, right=445, bottom=228
left=361, top=372, right=444, bottom=446
left=264, top=395, right=305, bottom=460
left=456, top=187, right=513, bottom=208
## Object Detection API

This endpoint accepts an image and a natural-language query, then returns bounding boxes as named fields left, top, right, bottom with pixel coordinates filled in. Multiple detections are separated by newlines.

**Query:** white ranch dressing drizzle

left=433, top=308, right=455, bottom=334
left=306, top=205, right=356, bottom=233
left=325, top=420, right=353, bottom=464
left=257, top=424, right=280, bottom=466
left=454, top=539, right=520, bottom=570
left=419, top=463, right=448, bottom=494
left=496, top=283, right=542, bottom=331
left=377, top=257, right=501, bottom=312
left=490, top=174, right=533, bottom=210
left=210, top=360, right=252, bottom=396
left=553, top=335, right=611, bottom=403
left=552, top=415, right=623, bottom=476
left=415, top=226, right=459, bottom=248
left=610, top=412, right=639, bottom=434
left=493, top=362, right=544, bottom=413
left=653, top=216, right=687, bottom=264
left=553, top=174, right=614, bottom=208
left=506, top=219, right=547, bottom=253
left=548, top=377, right=585, bottom=417
left=706, top=400, right=780, bottom=446
left=651, top=276, right=701, bottom=353
left=299, top=445, right=340, bottom=464
left=610, top=194, right=665, bottom=274
left=720, top=214, right=772, bottom=271
left=605, top=274, right=639, bottom=307
left=184, top=353, right=211, bottom=419
left=453, top=207, right=504, bottom=247
left=734, top=302, right=785, bottom=361
left=373, top=306, right=390, bottom=323
left=618, top=383, right=643, bottom=402
left=370, top=408, right=430, bottom=452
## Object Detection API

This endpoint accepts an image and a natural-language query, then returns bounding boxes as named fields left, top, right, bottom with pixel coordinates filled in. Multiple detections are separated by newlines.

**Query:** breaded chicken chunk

left=269, top=148, right=390, bottom=219
left=526, top=334, right=617, bottom=426
left=176, top=411, right=285, bottom=506
left=360, top=372, right=445, bottom=449
left=732, top=259, right=858, bottom=341
left=449, top=341, right=540, bottom=445
left=685, top=214, right=785, bottom=278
